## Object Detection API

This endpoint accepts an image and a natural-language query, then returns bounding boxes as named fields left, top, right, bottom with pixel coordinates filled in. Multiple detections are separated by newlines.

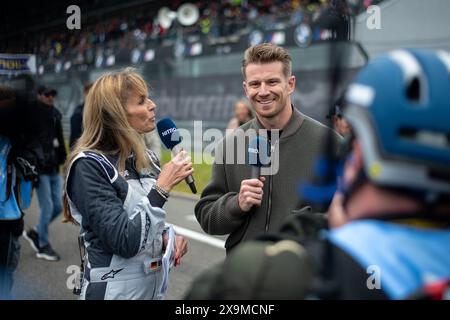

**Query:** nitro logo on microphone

left=162, top=127, right=177, bottom=137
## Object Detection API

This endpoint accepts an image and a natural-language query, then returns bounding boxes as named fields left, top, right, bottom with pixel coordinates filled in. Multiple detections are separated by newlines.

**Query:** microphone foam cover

left=156, top=117, right=182, bottom=150
left=248, top=135, right=270, bottom=167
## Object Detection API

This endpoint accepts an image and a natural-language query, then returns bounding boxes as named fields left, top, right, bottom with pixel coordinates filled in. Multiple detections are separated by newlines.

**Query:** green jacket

left=195, top=107, right=342, bottom=252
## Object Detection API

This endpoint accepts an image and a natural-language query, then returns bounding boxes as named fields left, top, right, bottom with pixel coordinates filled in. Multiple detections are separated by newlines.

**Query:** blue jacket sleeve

left=67, top=158, right=166, bottom=258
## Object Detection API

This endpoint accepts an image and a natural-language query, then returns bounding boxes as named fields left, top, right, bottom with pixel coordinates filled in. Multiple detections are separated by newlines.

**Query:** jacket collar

left=250, top=105, right=304, bottom=139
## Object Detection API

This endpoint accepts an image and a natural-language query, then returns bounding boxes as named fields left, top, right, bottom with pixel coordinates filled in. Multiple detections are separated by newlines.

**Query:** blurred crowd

left=1, top=0, right=382, bottom=67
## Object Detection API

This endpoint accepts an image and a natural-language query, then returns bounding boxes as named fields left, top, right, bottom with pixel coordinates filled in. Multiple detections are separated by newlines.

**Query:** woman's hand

left=174, top=235, right=188, bottom=266
left=156, top=150, right=194, bottom=193
left=162, top=233, right=188, bottom=266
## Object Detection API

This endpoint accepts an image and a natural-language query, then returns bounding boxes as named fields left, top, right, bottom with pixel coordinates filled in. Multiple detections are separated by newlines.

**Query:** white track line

left=185, top=214, right=198, bottom=222
left=172, top=225, right=225, bottom=250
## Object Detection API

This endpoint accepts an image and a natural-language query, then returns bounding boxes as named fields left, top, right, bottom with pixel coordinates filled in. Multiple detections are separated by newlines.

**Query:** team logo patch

left=101, top=268, right=124, bottom=280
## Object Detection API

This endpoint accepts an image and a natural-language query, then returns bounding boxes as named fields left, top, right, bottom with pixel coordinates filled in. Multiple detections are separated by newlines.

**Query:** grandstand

left=1, top=0, right=448, bottom=139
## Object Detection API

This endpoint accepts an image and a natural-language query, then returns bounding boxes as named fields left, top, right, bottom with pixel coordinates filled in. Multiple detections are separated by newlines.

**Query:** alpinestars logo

left=101, top=268, right=124, bottom=280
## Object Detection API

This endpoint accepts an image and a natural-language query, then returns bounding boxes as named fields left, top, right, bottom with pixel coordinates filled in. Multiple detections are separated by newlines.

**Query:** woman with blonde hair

left=63, top=68, right=191, bottom=300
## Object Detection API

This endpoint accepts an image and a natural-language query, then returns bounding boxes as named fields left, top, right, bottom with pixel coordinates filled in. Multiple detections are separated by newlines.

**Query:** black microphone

left=247, top=135, right=270, bottom=179
left=156, top=117, right=197, bottom=194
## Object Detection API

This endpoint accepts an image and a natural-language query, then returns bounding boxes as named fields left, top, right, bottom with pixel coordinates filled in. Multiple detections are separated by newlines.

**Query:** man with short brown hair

left=195, top=43, right=341, bottom=253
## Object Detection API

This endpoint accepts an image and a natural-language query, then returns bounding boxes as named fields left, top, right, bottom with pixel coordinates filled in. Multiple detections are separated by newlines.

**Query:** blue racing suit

left=65, top=150, right=174, bottom=300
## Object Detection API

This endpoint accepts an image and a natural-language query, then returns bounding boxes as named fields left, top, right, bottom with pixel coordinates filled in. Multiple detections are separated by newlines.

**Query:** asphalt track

left=12, top=192, right=225, bottom=300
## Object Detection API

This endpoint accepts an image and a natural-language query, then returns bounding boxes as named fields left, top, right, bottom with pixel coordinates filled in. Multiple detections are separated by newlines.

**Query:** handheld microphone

left=247, top=135, right=270, bottom=179
left=156, top=117, right=197, bottom=194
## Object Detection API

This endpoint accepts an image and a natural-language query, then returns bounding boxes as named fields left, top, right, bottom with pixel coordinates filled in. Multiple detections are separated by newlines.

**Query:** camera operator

left=0, top=85, right=41, bottom=299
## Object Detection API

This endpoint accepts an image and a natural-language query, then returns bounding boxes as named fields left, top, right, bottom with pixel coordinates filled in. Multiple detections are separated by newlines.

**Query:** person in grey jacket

left=195, top=43, right=341, bottom=253
left=63, top=69, right=191, bottom=300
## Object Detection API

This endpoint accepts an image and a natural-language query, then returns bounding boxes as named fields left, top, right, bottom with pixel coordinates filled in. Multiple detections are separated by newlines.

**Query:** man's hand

left=238, top=177, right=265, bottom=212
left=328, top=192, right=347, bottom=228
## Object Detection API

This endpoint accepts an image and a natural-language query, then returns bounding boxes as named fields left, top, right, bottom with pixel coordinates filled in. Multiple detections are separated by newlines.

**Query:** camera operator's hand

left=156, top=150, right=193, bottom=193
left=238, top=177, right=265, bottom=212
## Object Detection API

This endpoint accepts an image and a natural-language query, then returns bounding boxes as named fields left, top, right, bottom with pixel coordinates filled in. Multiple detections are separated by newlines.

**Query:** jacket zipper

left=265, top=174, right=273, bottom=233
left=264, top=140, right=278, bottom=232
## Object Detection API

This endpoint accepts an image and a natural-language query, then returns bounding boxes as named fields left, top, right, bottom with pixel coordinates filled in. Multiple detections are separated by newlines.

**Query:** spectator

left=70, top=83, right=93, bottom=149
left=23, top=85, right=67, bottom=261
left=327, top=96, right=351, bottom=136
left=226, top=99, right=254, bottom=130
left=0, top=85, right=37, bottom=299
